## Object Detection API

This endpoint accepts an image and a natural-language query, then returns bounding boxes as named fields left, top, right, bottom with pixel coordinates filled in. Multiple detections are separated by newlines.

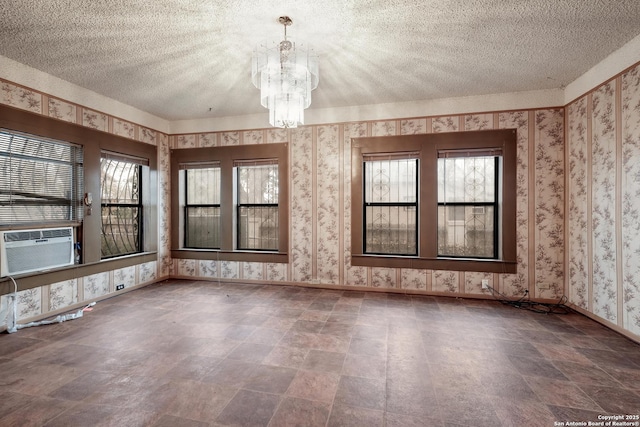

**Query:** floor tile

left=342, top=353, right=386, bottom=379
left=301, top=349, right=345, bottom=374
left=243, top=364, right=297, bottom=394
left=0, top=395, right=76, bottom=427
left=268, top=396, right=330, bottom=427
left=203, top=359, right=257, bottom=388
left=334, top=376, right=386, bottom=411
left=226, top=342, right=274, bottom=363
left=263, top=346, right=309, bottom=369
left=215, top=389, right=280, bottom=426
left=524, top=376, right=602, bottom=411
left=286, top=369, right=340, bottom=403
left=578, top=384, right=640, bottom=414
left=327, top=404, right=384, bottom=427
left=435, top=389, right=502, bottom=427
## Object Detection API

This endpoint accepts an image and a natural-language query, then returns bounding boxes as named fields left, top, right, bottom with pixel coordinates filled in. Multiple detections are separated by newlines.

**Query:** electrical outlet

left=537, top=283, right=550, bottom=290
left=481, top=279, right=489, bottom=290
left=116, top=284, right=125, bottom=291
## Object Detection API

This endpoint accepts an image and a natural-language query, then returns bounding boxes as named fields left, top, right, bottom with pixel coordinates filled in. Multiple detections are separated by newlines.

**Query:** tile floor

left=1, top=279, right=640, bottom=426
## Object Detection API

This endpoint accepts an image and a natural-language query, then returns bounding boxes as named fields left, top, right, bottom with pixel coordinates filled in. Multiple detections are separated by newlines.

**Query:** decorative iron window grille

left=363, top=155, right=418, bottom=256
left=183, top=163, right=221, bottom=249
left=0, top=129, right=83, bottom=225
left=100, top=152, right=145, bottom=258
left=437, top=151, right=501, bottom=259
left=235, top=160, right=279, bottom=251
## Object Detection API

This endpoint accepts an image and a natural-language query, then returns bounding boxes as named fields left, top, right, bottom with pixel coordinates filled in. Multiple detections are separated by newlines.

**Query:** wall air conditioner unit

left=0, top=227, right=74, bottom=277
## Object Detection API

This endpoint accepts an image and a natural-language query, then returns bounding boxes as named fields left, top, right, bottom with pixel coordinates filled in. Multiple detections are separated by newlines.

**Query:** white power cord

left=2, top=275, right=95, bottom=334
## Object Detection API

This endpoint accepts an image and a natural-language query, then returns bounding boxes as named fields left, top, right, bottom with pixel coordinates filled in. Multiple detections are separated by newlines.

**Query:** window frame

left=171, top=143, right=289, bottom=263
left=351, top=129, right=517, bottom=274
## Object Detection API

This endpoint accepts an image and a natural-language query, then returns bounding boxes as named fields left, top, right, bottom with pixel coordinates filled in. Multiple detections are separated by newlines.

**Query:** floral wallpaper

left=622, top=66, right=640, bottom=336
left=17, top=287, right=41, bottom=319
left=84, top=272, right=110, bottom=301
left=48, top=97, right=76, bottom=123
left=499, top=111, right=530, bottom=296
left=1, top=81, right=41, bottom=113
left=316, top=125, right=341, bottom=284
left=343, top=122, right=368, bottom=287
left=591, top=82, right=618, bottom=323
left=157, top=132, right=172, bottom=278
left=567, top=97, right=589, bottom=309
left=291, top=127, right=314, bottom=283
left=49, top=279, right=78, bottom=312
left=566, top=62, right=640, bottom=340
left=534, top=109, right=565, bottom=298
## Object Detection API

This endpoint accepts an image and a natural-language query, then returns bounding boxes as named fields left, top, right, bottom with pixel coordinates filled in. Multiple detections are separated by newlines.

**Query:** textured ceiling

left=2, top=0, right=640, bottom=121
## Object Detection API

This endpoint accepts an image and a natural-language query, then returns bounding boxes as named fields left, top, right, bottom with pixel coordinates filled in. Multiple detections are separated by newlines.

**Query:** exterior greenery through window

left=100, top=153, right=144, bottom=258
left=0, top=129, right=83, bottom=225
left=352, top=129, right=517, bottom=273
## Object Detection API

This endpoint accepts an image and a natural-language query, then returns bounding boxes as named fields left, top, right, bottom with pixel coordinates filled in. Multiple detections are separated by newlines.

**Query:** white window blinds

left=0, top=129, right=83, bottom=225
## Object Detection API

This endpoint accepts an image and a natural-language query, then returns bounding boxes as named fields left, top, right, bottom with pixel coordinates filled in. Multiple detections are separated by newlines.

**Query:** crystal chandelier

left=251, top=16, right=319, bottom=128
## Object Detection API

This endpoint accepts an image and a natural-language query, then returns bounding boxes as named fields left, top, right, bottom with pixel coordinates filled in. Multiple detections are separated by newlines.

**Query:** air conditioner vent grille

left=2, top=228, right=72, bottom=242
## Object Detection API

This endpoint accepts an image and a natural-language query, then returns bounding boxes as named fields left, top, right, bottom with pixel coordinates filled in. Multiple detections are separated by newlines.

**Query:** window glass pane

left=438, top=156, right=495, bottom=203
left=101, top=159, right=140, bottom=204
left=185, top=206, right=220, bottom=248
left=365, top=159, right=417, bottom=203
left=365, top=206, right=416, bottom=254
left=0, top=130, right=83, bottom=224
left=438, top=205, right=494, bottom=257
left=101, top=206, right=140, bottom=258
left=100, top=157, right=141, bottom=258
left=238, top=206, right=278, bottom=250
left=187, top=167, right=220, bottom=204
left=238, top=164, right=278, bottom=204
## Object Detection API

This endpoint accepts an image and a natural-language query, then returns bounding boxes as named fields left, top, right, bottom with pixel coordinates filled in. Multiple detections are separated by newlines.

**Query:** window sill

left=351, top=254, right=517, bottom=274
left=172, top=249, right=288, bottom=264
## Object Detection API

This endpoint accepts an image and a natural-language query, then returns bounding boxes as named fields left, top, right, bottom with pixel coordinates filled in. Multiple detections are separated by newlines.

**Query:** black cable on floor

left=487, top=285, right=571, bottom=315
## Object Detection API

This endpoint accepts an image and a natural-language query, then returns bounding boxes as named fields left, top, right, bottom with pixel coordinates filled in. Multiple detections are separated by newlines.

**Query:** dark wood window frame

left=0, top=104, right=157, bottom=297
left=351, top=129, right=517, bottom=274
left=171, top=143, right=289, bottom=263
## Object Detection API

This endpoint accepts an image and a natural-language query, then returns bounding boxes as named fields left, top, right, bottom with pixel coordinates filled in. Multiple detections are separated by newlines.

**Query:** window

left=184, top=164, right=221, bottom=249
left=236, top=161, right=279, bottom=251
left=352, top=129, right=516, bottom=273
left=171, top=143, right=288, bottom=263
left=0, top=129, right=83, bottom=225
left=363, top=156, right=418, bottom=255
left=437, top=153, right=499, bottom=258
left=100, top=152, right=145, bottom=258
